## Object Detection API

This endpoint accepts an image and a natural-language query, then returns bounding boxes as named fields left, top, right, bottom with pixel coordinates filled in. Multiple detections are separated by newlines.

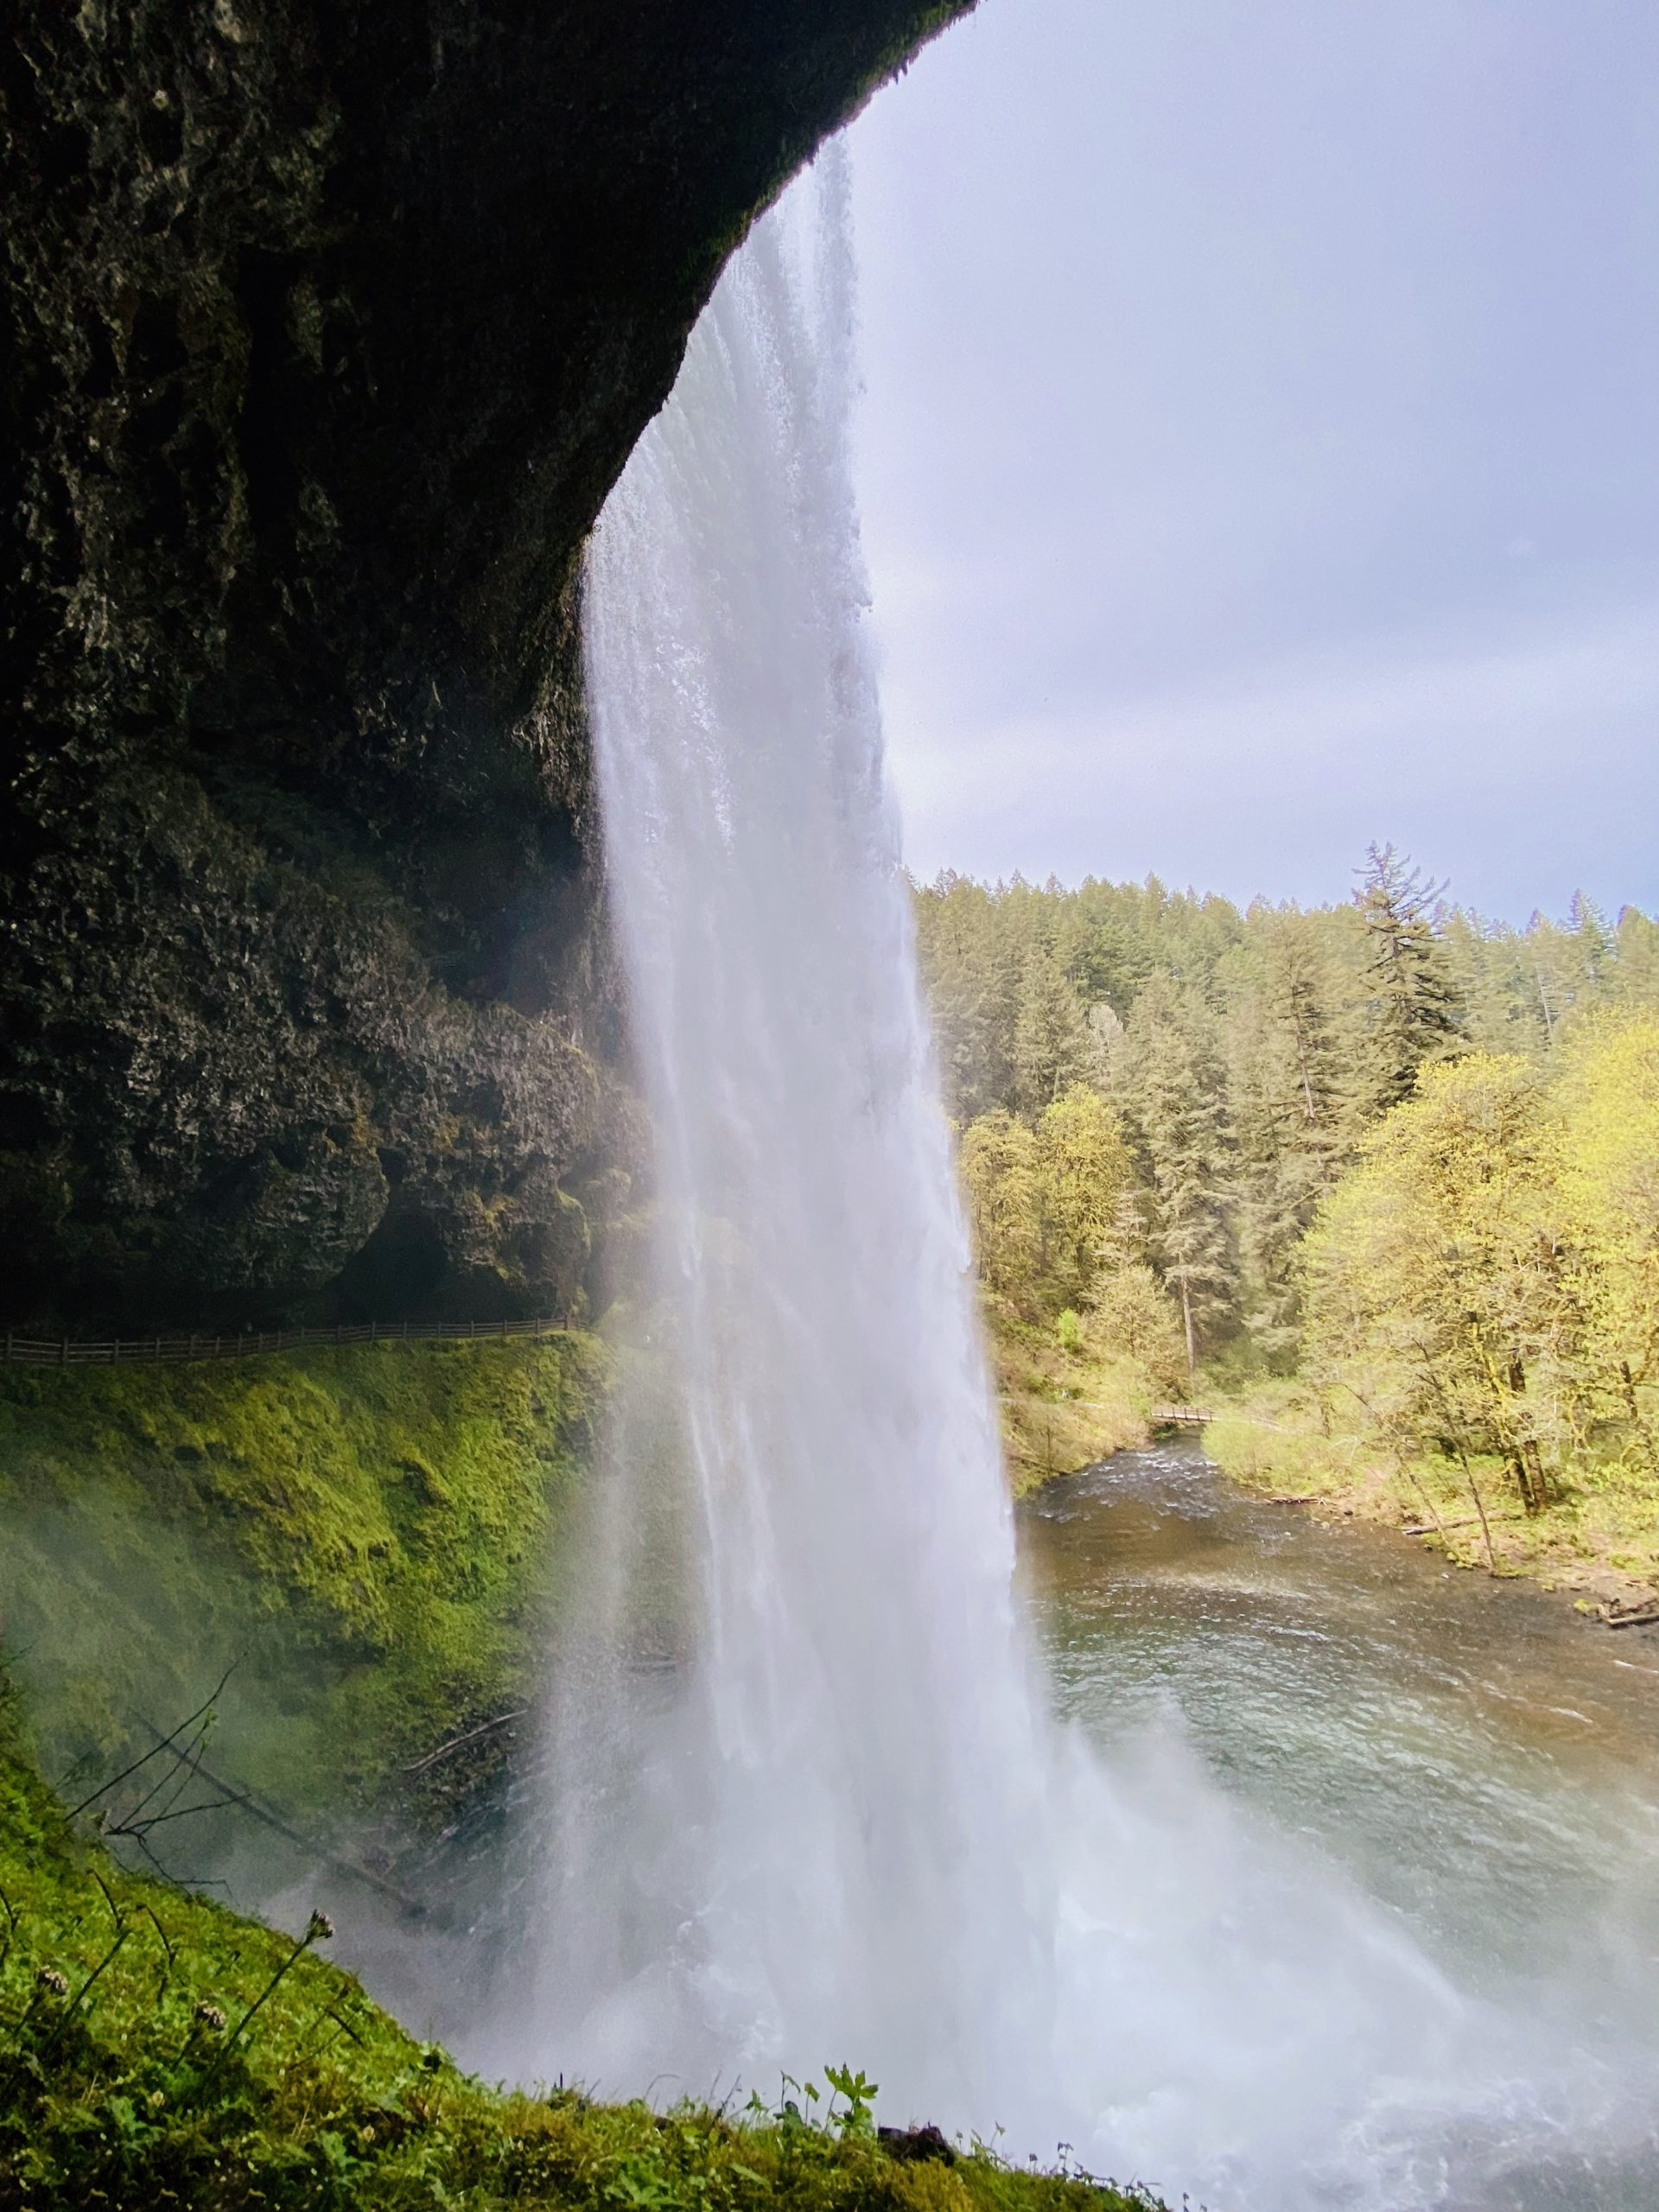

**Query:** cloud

left=846, top=0, right=1659, bottom=924
left=882, top=600, right=1659, bottom=916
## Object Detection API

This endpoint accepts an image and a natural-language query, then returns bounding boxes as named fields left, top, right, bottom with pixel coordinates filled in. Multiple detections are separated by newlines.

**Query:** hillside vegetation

left=0, top=1338, right=608, bottom=1839
left=919, top=855, right=1659, bottom=1598
left=0, top=1677, right=1160, bottom=2212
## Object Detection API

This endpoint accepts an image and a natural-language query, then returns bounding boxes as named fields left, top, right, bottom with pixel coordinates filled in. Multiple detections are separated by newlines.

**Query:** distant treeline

left=914, top=853, right=1659, bottom=1523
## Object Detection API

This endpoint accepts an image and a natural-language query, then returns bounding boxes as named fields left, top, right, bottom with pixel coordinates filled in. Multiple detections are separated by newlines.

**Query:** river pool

left=1019, top=1440, right=1659, bottom=2209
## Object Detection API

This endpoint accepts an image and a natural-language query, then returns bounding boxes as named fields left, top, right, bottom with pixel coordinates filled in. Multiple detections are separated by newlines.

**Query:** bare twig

left=131, top=1716, right=427, bottom=1919
left=64, top=1662, right=240, bottom=1822
left=111, top=1796, right=239, bottom=1837
left=121, top=1706, right=219, bottom=1829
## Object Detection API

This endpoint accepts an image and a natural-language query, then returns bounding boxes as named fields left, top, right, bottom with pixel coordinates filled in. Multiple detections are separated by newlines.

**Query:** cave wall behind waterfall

left=0, top=0, right=971, bottom=1331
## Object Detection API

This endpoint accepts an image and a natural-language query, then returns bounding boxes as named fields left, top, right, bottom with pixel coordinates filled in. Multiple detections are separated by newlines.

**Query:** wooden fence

left=0, top=1317, right=563, bottom=1367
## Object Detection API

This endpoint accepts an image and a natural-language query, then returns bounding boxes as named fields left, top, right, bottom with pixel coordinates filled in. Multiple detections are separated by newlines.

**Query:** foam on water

left=519, top=149, right=1657, bottom=2209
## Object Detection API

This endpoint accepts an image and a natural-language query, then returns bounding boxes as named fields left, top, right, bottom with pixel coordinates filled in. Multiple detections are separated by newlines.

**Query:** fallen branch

left=402, top=1709, right=527, bottom=1777
left=131, top=1716, right=428, bottom=1921
left=1401, top=1512, right=1525, bottom=1538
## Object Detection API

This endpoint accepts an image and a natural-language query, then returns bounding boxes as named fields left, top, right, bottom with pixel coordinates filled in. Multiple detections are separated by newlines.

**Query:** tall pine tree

left=1116, top=976, right=1234, bottom=1376
left=1352, top=843, right=1464, bottom=1115
left=1225, top=909, right=1344, bottom=1359
left=1012, top=938, right=1094, bottom=1117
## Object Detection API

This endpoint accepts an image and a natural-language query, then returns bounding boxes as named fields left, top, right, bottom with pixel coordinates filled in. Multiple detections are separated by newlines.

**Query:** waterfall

left=519, top=148, right=1647, bottom=2210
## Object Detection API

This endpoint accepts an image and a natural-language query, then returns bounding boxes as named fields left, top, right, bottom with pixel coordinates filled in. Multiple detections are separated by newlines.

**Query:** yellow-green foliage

left=1213, top=1012, right=1659, bottom=1592
left=0, top=1684, right=1161, bottom=2211
left=957, top=1087, right=1134, bottom=1322
left=957, top=1086, right=1181, bottom=1486
left=1083, top=1269, right=1188, bottom=1396
left=0, top=1339, right=609, bottom=1815
left=1299, top=1052, right=1567, bottom=1504
left=1554, top=1014, right=1659, bottom=1433
left=958, top=1115, right=1045, bottom=1312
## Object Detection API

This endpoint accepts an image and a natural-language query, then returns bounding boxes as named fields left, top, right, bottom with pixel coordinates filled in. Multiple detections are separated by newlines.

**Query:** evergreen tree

left=1526, top=893, right=1613, bottom=1046
left=1116, top=976, right=1234, bottom=1376
left=1352, top=843, right=1464, bottom=1113
left=1440, top=910, right=1541, bottom=1056
left=1012, top=939, right=1094, bottom=1117
left=1224, top=910, right=1343, bottom=1358
left=913, top=873, right=1023, bottom=1119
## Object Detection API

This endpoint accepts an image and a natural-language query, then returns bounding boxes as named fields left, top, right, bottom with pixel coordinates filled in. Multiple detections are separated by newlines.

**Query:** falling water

left=524, top=150, right=1657, bottom=2209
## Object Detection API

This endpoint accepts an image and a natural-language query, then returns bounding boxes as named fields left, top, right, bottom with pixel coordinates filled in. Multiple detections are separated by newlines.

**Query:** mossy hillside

left=0, top=1339, right=608, bottom=1820
left=0, top=1684, right=1163, bottom=2212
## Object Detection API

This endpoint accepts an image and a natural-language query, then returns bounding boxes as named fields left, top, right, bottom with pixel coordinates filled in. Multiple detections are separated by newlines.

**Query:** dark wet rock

left=0, top=0, right=973, bottom=1329
left=879, top=2125, right=959, bottom=2165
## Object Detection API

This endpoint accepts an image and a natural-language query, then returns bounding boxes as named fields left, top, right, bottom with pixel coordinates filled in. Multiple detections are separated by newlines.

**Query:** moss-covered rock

left=0, top=1338, right=609, bottom=1829
left=0, top=1, right=975, bottom=1330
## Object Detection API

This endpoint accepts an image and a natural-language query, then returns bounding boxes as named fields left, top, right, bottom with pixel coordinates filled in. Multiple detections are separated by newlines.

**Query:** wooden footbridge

left=1150, top=1402, right=1213, bottom=1427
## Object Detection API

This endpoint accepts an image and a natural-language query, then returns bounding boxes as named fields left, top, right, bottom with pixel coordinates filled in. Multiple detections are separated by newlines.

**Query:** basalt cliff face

left=0, top=0, right=970, bottom=1331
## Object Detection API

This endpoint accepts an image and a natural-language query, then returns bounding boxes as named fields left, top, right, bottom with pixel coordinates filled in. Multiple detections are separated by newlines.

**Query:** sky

left=844, top=0, right=1659, bottom=922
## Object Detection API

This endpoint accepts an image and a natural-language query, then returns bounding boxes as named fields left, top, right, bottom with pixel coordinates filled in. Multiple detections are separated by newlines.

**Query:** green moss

left=0, top=1681, right=1161, bottom=2212
left=0, top=1340, right=609, bottom=1820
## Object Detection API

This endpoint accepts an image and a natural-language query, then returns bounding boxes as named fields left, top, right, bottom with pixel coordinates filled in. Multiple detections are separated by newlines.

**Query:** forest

left=918, top=850, right=1659, bottom=1592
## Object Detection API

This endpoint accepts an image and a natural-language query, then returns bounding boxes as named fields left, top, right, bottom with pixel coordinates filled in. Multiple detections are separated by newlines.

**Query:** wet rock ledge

left=0, top=0, right=970, bottom=1332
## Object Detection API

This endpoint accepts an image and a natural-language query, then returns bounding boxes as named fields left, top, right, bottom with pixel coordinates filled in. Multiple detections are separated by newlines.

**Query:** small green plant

left=1, top=1664, right=1165, bottom=2212
left=1056, top=1309, right=1083, bottom=1355
left=823, top=2063, right=878, bottom=2136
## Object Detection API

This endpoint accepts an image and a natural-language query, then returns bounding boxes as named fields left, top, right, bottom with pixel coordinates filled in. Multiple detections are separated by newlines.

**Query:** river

left=1019, top=1439, right=1659, bottom=2209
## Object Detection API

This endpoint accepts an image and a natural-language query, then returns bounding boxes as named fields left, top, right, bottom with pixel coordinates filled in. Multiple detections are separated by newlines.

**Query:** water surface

left=1020, top=1440, right=1659, bottom=2206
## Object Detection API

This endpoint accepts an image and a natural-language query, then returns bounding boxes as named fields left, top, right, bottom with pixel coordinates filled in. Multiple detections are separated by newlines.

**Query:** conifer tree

left=1012, top=939, right=1094, bottom=1118
left=1116, top=976, right=1234, bottom=1376
left=1439, top=911, right=1540, bottom=1055
left=1613, top=907, right=1659, bottom=1007
left=1225, top=910, right=1343, bottom=1357
left=1352, top=843, right=1464, bottom=1113
left=913, top=873, right=1023, bottom=1118
left=1526, top=894, right=1614, bottom=1046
